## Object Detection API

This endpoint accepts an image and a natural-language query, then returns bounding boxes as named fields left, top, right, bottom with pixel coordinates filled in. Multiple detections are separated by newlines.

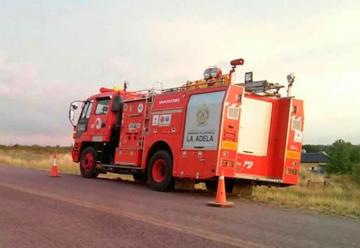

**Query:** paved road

left=0, top=164, right=359, bottom=248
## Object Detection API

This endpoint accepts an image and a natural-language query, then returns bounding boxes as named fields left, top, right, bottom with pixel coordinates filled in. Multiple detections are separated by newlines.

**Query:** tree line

left=303, top=139, right=360, bottom=184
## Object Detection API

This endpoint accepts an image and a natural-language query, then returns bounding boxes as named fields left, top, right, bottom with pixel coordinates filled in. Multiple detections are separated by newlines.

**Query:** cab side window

left=95, top=99, right=109, bottom=115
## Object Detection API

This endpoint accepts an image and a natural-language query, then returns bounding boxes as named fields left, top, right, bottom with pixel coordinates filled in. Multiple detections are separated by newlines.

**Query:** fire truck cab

left=69, top=59, right=304, bottom=192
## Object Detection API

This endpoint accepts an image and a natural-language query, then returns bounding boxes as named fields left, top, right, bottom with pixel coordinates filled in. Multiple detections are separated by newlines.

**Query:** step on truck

left=69, top=58, right=304, bottom=193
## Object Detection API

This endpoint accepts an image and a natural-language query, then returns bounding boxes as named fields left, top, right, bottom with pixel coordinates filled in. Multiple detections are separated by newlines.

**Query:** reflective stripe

left=221, top=141, right=237, bottom=150
left=287, top=150, right=300, bottom=160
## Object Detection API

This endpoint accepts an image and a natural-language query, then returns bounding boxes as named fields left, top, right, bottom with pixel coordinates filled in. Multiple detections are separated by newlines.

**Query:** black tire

left=79, top=147, right=99, bottom=178
left=147, top=150, right=174, bottom=191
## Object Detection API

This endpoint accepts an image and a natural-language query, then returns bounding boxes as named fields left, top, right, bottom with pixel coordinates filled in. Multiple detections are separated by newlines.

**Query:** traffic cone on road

left=50, top=154, right=59, bottom=177
left=208, top=171, right=233, bottom=208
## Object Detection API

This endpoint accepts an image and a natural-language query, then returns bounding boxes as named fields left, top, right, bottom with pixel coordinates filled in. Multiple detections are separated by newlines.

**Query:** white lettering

left=186, top=135, right=214, bottom=142
left=159, top=98, right=180, bottom=105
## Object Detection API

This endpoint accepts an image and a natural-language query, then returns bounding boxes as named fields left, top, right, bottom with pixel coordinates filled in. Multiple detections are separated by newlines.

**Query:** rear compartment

left=219, top=94, right=304, bottom=185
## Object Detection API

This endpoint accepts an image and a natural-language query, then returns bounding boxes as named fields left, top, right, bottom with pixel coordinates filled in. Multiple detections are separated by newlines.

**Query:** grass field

left=1, top=145, right=359, bottom=218
left=0, top=145, right=79, bottom=174
left=253, top=170, right=360, bottom=218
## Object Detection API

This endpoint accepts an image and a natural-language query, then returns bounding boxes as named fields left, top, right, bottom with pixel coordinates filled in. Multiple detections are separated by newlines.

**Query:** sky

left=0, top=0, right=359, bottom=146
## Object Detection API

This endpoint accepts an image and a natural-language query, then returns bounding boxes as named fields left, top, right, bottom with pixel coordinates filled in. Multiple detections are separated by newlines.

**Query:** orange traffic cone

left=50, top=154, right=59, bottom=177
left=208, top=171, right=234, bottom=208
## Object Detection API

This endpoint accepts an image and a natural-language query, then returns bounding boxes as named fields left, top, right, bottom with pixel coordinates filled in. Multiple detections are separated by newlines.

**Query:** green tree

left=350, top=145, right=360, bottom=163
left=327, top=139, right=353, bottom=174
left=302, top=144, right=322, bottom=153
left=302, top=144, right=331, bottom=153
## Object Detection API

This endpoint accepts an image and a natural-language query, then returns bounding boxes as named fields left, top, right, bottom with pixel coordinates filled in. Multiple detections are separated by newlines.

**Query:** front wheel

left=80, top=147, right=99, bottom=178
left=147, top=150, right=174, bottom=191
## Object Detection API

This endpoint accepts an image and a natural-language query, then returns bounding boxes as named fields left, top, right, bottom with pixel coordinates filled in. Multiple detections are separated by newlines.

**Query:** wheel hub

left=152, top=159, right=166, bottom=183
left=82, top=153, right=93, bottom=172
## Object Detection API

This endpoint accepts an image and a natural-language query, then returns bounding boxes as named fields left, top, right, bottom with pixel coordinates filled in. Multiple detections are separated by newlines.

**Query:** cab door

left=88, top=97, right=110, bottom=142
left=76, top=100, right=93, bottom=139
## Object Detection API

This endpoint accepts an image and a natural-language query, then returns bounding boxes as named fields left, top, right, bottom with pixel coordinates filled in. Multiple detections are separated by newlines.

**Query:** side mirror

left=70, top=109, right=75, bottom=121
left=71, top=103, right=78, bottom=110
left=69, top=100, right=84, bottom=127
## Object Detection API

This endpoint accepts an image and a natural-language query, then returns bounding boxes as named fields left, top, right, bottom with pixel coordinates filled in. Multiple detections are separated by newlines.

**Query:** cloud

left=0, top=0, right=359, bottom=145
left=0, top=131, right=70, bottom=146
left=0, top=54, right=41, bottom=97
left=0, top=53, right=84, bottom=143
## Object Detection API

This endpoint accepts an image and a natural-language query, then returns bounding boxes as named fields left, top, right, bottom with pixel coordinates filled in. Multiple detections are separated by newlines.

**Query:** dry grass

left=0, top=145, right=133, bottom=180
left=0, top=145, right=79, bottom=174
left=1, top=145, right=359, bottom=218
left=253, top=168, right=360, bottom=218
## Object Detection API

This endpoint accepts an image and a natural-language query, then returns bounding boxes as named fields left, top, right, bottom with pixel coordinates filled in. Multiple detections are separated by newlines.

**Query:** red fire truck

left=69, top=59, right=304, bottom=193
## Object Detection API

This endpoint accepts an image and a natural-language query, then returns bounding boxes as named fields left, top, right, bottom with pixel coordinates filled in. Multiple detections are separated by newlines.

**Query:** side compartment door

left=217, top=85, right=244, bottom=176
left=181, top=91, right=226, bottom=178
left=183, top=91, right=225, bottom=149
left=116, top=100, right=147, bottom=166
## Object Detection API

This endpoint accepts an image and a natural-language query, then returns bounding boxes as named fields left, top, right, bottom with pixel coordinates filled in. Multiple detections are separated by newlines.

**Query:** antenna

left=123, top=81, right=128, bottom=92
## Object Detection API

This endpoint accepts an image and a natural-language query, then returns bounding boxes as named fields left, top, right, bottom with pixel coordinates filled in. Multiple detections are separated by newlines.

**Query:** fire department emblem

left=95, top=117, right=102, bottom=130
left=196, top=105, right=209, bottom=126
left=137, top=103, right=144, bottom=113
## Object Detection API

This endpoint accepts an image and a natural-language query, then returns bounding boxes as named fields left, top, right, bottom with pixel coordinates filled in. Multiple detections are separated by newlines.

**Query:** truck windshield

left=80, top=101, right=93, bottom=120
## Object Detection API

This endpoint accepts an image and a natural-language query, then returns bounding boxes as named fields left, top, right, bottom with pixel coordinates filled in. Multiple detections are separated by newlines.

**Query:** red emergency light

left=230, top=58, right=244, bottom=66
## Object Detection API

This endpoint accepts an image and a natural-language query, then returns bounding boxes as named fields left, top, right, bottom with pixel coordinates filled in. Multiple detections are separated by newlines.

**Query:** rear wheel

left=147, top=150, right=174, bottom=191
left=80, top=147, right=99, bottom=178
